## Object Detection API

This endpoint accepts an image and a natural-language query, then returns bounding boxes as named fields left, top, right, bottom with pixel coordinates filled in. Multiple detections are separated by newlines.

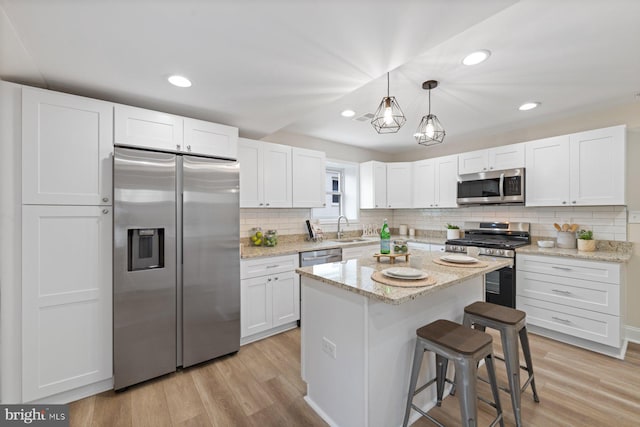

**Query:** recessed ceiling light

left=462, top=50, right=491, bottom=66
left=341, top=109, right=356, bottom=118
left=168, top=75, right=192, bottom=88
left=519, top=102, right=540, bottom=111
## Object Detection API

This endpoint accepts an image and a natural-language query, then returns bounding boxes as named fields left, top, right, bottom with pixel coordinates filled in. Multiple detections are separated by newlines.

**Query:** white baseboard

left=624, top=325, right=640, bottom=343
left=28, top=378, right=113, bottom=404
left=240, top=321, right=298, bottom=346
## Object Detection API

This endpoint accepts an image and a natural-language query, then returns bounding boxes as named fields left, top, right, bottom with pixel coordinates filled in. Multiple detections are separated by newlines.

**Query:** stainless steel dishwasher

left=299, top=248, right=342, bottom=326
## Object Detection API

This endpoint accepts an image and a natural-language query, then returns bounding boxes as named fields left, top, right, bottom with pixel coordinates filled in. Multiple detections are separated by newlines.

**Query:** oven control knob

left=496, top=249, right=504, bottom=256
left=485, top=249, right=494, bottom=255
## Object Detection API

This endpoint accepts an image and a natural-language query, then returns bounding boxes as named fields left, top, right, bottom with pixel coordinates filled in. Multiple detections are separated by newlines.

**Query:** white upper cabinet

left=412, top=155, right=458, bottom=208
left=22, top=88, right=113, bottom=206
left=238, top=138, right=292, bottom=208
left=292, top=147, right=326, bottom=208
left=386, top=162, right=413, bottom=208
left=569, top=126, right=625, bottom=206
left=525, top=135, right=571, bottom=206
left=183, top=117, right=238, bottom=159
left=115, top=105, right=238, bottom=159
left=114, top=104, right=183, bottom=152
left=526, top=126, right=625, bottom=206
left=360, top=161, right=387, bottom=209
left=458, top=143, right=525, bottom=175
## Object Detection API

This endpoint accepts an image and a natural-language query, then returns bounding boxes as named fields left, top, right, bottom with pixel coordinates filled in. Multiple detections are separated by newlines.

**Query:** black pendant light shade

left=415, top=80, right=445, bottom=146
left=371, top=72, right=406, bottom=134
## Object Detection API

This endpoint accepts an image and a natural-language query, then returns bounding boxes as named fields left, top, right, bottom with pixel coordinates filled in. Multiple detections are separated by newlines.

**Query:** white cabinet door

left=569, top=125, right=625, bottom=206
left=360, top=161, right=387, bottom=209
left=490, top=143, right=525, bottom=171
left=435, top=155, right=458, bottom=208
left=386, top=162, right=412, bottom=208
left=272, top=271, right=300, bottom=327
left=263, top=143, right=292, bottom=207
left=241, top=276, right=273, bottom=338
left=183, top=117, right=238, bottom=159
left=412, top=159, right=436, bottom=208
left=458, top=149, right=488, bottom=175
left=342, top=244, right=378, bottom=260
left=292, top=147, right=326, bottom=208
left=114, top=104, right=183, bottom=152
left=22, top=205, right=112, bottom=402
left=238, top=138, right=263, bottom=207
left=525, top=135, right=571, bottom=206
left=22, top=88, right=113, bottom=206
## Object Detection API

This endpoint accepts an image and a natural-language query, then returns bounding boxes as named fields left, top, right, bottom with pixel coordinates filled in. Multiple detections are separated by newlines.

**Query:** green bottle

left=380, top=219, right=391, bottom=254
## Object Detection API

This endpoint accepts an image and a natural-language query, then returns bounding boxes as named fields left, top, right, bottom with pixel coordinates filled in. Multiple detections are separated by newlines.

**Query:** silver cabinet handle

left=552, top=316, right=571, bottom=324
left=102, top=209, right=109, bottom=214
left=552, top=289, right=571, bottom=295
left=266, top=265, right=279, bottom=269
left=102, top=197, right=109, bottom=203
left=552, top=266, right=572, bottom=271
left=273, top=276, right=279, bottom=281
left=562, top=201, right=567, bottom=204
left=572, top=201, right=577, bottom=204
left=176, top=144, right=181, bottom=150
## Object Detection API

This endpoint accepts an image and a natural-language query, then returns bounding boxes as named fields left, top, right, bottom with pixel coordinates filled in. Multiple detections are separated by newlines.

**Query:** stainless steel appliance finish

left=113, top=147, right=239, bottom=390
left=299, top=248, right=343, bottom=267
left=457, top=168, right=525, bottom=205
left=445, top=222, right=530, bottom=309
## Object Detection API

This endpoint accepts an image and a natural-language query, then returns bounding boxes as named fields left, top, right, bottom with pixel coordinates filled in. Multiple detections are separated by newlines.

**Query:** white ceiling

left=2, top=0, right=640, bottom=154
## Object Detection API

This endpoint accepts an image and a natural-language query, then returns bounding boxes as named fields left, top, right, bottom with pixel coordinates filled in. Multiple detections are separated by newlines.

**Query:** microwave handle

left=499, top=172, right=505, bottom=200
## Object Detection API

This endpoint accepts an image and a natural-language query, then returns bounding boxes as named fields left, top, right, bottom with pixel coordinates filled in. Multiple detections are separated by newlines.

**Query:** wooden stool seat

left=464, top=301, right=526, bottom=325
left=417, top=319, right=492, bottom=355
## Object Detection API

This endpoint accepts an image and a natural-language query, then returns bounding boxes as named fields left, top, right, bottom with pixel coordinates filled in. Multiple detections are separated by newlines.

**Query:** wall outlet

left=629, top=211, right=640, bottom=224
left=322, top=336, right=337, bottom=359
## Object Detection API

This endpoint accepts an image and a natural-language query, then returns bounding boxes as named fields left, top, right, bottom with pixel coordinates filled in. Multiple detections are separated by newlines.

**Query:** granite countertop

left=516, top=239, right=633, bottom=263
left=240, top=235, right=447, bottom=259
left=296, top=251, right=511, bottom=305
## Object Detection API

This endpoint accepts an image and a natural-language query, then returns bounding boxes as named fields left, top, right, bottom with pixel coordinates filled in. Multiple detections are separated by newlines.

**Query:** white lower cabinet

left=516, top=254, right=624, bottom=355
left=240, top=254, right=299, bottom=343
left=342, top=244, right=378, bottom=260
left=22, top=205, right=112, bottom=402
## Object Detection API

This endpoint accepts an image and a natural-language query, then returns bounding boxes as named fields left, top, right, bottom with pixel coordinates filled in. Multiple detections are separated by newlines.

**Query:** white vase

left=447, top=229, right=460, bottom=240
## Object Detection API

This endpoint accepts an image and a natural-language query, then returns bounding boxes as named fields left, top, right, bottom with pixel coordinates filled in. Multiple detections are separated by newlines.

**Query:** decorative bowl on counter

left=537, top=240, right=555, bottom=248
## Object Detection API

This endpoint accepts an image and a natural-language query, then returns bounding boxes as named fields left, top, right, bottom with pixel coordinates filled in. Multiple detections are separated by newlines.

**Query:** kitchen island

left=296, top=251, right=511, bottom=427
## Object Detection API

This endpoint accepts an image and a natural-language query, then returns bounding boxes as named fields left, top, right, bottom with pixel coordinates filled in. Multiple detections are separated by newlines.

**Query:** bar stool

left=463, top=302, right=540, bottom=427
left=402, top=319, right=504, bottom=427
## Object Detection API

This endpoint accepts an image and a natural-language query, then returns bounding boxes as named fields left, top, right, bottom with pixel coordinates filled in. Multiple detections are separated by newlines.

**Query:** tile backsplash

left=241, top=205, right=628, bottom=241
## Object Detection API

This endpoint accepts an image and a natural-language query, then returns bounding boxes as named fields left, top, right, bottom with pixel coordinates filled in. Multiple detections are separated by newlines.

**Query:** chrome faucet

left=337, top=215, right=349, bottom=239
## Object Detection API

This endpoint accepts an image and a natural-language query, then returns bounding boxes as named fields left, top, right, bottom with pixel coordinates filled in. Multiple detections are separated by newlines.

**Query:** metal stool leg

left=403, top=340, right=425, bottom=427
left=455, top=357, right=479, bottom=427
left=435, top=354, right=449, bottom=407
left=484, top=354, right=505, bottom=427
left=519, top=326, right=540, bottom=403
left=501, top=327, right=523, bottom=427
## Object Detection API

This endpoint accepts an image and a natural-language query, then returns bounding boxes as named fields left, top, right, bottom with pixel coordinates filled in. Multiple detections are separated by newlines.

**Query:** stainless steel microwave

left=457, top=168, right=525, bottom=205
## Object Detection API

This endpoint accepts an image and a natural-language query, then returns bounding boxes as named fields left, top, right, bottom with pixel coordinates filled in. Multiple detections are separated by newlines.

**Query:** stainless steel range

left=446, top=222, right=531, bottom=308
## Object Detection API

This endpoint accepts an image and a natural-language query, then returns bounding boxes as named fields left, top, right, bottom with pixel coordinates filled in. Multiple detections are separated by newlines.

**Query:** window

left=312, top=160, right=359, bottom=222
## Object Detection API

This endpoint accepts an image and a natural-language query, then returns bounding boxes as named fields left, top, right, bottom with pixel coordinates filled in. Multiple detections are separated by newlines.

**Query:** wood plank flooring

left=69, top=328, right=640, bottom=426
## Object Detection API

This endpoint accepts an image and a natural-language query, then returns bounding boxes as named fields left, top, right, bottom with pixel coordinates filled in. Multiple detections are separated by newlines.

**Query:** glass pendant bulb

left=371, top=72, right=406, bottom=134
left=383, top=100, right=394, bottom=125
left=415, top=80, right=445, bottom=146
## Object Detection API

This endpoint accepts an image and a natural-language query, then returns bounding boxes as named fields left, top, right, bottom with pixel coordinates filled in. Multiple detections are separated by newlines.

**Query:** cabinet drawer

left=517, top=254, right=620, bottom=284
left=241, top=254, right=298, bottom=279
left=517, top=296, right=620, bottom=347
left=517, top=271, right=620, bottom=316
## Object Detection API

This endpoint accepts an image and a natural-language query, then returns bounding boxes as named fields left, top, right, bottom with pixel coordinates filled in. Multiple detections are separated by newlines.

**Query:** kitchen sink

left=331, top=238, right=368, bottom=243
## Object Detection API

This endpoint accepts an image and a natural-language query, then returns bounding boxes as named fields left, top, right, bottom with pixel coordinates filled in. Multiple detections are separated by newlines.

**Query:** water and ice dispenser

left=128, top=228, right=165, bottom=271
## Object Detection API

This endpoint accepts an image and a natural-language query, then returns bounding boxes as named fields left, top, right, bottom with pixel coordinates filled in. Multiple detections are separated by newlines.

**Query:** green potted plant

left=446, top=223, right=460, bottom=240
left=577, top=229, right=596, bottom=252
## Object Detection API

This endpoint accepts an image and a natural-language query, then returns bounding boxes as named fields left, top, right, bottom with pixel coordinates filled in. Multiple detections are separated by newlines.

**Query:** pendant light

left=415, top=80, right=445, bottom=146
left=371, top=72, right=406, bottom=134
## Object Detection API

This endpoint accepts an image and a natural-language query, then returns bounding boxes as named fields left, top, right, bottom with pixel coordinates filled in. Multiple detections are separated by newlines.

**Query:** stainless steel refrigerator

left=113, top=147, right=240, bottom=390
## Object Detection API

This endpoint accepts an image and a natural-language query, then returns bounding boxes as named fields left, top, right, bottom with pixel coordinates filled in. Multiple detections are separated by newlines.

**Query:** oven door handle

left=499, top=172, right=505, bottom=200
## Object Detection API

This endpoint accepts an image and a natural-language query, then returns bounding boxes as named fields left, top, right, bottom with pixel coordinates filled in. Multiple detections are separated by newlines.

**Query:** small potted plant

left=446, top=224, right=460, bottom=240
left=577, top=229, right=596, bottom=252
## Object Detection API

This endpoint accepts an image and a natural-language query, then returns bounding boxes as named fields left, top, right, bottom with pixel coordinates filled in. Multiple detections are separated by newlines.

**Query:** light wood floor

left=69, top=328, right=640, bottom=426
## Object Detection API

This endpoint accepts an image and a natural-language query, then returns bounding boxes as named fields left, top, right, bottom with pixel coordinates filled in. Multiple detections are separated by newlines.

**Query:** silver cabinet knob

left=572, top=201, right=576, bottom=204
left=266, top=203, right=270, bottom=206
left=323, top=203, right=326, bottom=206
left=102, top=209, right=109, bottom=214
left=489, top=166, right=493, bottom=170
left=259, top=203, right=264, bottom=206
left=267, top=278, right=272, bottom=282
left=375, top=205, right=378, bottom=208
left=562, top=201, right=567, bottom=204
left=186, top=145, right=192, bottom=151
left=274, top=276, right=279, bottom=281
left=102, top=197, right=109, bottom=203
left=483, top=167, right=487, bottom=171
left=176, top=144, right=181, bottom=150
left=388, top=205, right=391, bottom=207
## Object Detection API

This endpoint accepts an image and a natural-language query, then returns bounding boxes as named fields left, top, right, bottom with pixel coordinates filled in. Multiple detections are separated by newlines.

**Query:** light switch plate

left=629, top=211, right=640, bottom=224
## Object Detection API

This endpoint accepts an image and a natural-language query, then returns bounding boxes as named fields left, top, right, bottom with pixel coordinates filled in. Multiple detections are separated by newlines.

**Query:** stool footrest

left=410, top=404, right=446, bottom=427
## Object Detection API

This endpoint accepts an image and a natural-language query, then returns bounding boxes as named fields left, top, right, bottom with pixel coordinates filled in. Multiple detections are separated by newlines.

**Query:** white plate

left=440, top=254, right=478, bottom=264
left=382, top=269, right=429, bottom=280
left=384, top=267, right=424, bottom=277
